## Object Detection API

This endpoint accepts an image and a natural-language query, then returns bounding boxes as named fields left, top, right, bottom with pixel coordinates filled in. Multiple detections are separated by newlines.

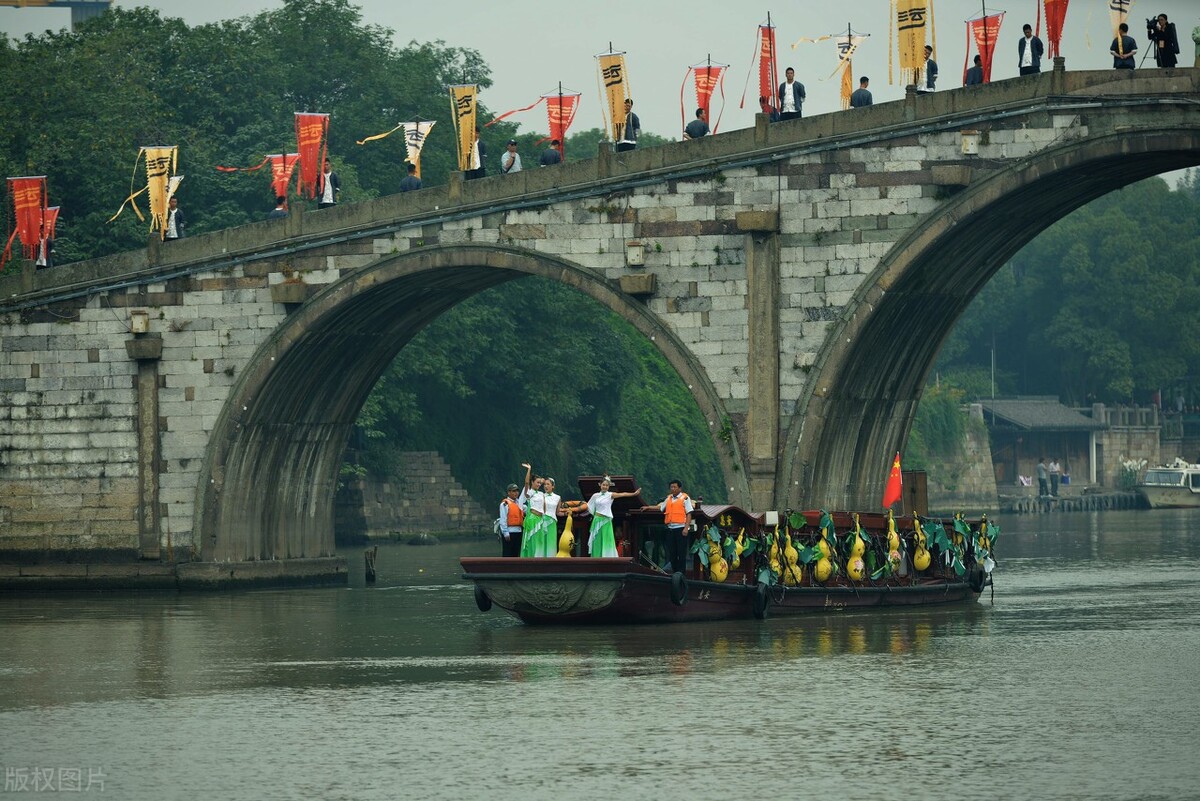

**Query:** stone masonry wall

left=334, top=451, right=490, bottom=540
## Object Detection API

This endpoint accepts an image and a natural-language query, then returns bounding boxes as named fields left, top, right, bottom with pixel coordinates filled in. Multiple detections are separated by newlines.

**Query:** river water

left=2, top=509, right=1198, bottom=801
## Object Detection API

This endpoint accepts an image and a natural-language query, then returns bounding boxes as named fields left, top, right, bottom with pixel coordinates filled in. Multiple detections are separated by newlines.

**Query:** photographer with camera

left=1148, top=14, right=1179, bottom=69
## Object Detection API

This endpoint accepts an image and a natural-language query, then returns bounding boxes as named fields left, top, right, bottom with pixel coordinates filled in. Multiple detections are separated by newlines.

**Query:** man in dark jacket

left=1018, top=23, right=1044, bottom=75
left=316, top=158, right=340, bottom=208
left=777, top=67, right=806, bottom=120
left=965, top=55, right=984, bottom=85
left=164, top=196, right=186, bottom=240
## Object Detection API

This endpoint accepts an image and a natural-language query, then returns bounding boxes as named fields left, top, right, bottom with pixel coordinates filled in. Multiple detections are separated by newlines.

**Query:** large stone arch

left=782, top=127, right=1200, bottom=510
left=195, top=244, right=745, bottom=561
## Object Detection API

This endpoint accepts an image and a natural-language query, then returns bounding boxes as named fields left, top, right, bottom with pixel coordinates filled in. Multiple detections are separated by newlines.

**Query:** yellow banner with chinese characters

left=449, top=85, right=477, bottom=172
left=109, top=146, right=182, bottom=239
left=891, top=0, right=932, bottom=85
left=596, top=51, right=629, bottom=143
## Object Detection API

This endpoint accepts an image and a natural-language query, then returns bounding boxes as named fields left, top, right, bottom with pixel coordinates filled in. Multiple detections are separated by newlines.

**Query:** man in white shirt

left=164, top=196, right=185, bottom=240
left=316, top=158, right=340, bottom=209
left=777, top=67, right=805, bottom=121
left=1018, top=23, right=1044, bottom=76
left=500, top=139, right=522, bottom=174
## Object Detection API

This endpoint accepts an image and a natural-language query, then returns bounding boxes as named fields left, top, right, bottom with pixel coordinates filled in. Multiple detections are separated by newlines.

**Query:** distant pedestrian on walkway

left=267, top=196, right=288, bottom=219
left=399, top=163, right=422, bottom=192
left=164, top=196, right=186, bottom=240
left=1018, top=23, right=1044, bottom=75
left=683, top=107, right=710, bottom=140
left=316, top=158, right=340, bottom=209
left=1049, top=458, right=1062, bottom=497
left=920, top=45, right=938, bottom=91
left=849, top=76, right=872, bottom=107
left=1036, top=457, right=1049, bottom=497
left=1150, top=14, right=1179, bottom=69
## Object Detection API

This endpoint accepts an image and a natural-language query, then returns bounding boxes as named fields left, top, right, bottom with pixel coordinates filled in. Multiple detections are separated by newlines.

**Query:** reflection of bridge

left=3, top=65, right=1199, bottom=582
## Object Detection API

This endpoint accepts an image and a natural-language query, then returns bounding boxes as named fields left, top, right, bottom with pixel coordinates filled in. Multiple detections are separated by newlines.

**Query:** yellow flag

left=448, top=85, right=477, bottom=172
left=893, top=0, right=932, bottom=85
left=596, top=51, right=629, bottom=143
left=109, top=145, right=181, bottom=238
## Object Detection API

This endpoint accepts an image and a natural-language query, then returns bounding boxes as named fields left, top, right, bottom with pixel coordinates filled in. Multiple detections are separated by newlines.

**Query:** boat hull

left=1136, top=486, right=1200, bottom=509
left=462, top=557, right=984, bottom=625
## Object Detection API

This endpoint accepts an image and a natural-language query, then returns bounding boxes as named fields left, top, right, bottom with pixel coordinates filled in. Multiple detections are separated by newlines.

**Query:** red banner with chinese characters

left=544, top=92, right=580, bottom=159
left=268, top=154, right=301, bottom=199
left=43, top=206, right=60, bottom=240
left=294, top=112, right=329, bottom=200
left=1043, top=0, right=1068, bottom=58
left=968, top=12, right=1004, bottom=82
left=4, top=176, right=47, bottom=265
left=758, top=25, right=778, bottom=106
left=693, top=63, right=726, bottom=129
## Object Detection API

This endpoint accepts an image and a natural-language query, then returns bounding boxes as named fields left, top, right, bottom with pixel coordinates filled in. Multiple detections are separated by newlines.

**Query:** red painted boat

left=462, top=477, right=992, bottom=625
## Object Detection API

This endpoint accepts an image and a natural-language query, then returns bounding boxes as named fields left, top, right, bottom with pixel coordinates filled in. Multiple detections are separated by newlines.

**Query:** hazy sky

left=1, top=0, right=1195, bottom=139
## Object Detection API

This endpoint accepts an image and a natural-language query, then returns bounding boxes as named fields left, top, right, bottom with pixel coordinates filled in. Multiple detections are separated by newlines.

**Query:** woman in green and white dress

left=518, top=463, right=544, bottom=558
left=530, top=477, right=563, bottom=557
left=585, top=477, right=640, bottom=558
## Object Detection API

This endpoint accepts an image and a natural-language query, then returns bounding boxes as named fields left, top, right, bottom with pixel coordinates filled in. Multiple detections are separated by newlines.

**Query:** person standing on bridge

left=1150, top=14, right=1179, bottom=69
left=965, top=55, right=984, bottom=86
left=164, top=196, right=186, bottom=240
left=1018, top=23, right=1044, bottom=76
left=777, top=66, right=806, bottom=120
left=849, top=76, right=873, bottom=107
left=617, top=98, right=640, bottom=152
left=316, top=158, right=341, bottom=209
left=683, top=107, right=710, bottom=140
left=399, top=163, right=422, bottom=191
left=1110, top=23, right=1137, bottom=70
left=267, top=196, right=288, bottom=219
left=500, top=139, right=522, bottom=174
left=539, top=139, right=563, bottom=166
left=921, top=45, right=938, bottom=91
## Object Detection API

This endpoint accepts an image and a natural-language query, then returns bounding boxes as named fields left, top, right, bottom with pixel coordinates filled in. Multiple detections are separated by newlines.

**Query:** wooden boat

left=1136, top=460, right=1200, bottom=508
left=462, top=476, right=995, bottom=625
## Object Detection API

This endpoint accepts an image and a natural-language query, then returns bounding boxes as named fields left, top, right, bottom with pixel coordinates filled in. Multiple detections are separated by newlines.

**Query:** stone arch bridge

left=2, top=65, right=1198, bottom=583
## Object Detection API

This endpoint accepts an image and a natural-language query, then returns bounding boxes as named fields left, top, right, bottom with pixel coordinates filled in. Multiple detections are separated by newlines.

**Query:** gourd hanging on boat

left=781, top=530, right=803, bottom=585
left=911, top=515, right=932, bottom=571
left=556, top=514, right=576, bottom=557
left=690, top=525, right=730, bottom=582
left=846, top=513, right=868, bottom=581
left=813, top=511, right=838, bottom=582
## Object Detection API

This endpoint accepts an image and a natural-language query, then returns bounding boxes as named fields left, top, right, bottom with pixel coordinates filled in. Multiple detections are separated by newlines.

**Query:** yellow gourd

left=847, top=555, right=865, bottom=581
left=782, top=562, right=802, bottom=585
left=556, top=515, right=575, bottom=558
left=814, top=556, right=833, bottom=582
left=783, top=533, right=799, bottom=566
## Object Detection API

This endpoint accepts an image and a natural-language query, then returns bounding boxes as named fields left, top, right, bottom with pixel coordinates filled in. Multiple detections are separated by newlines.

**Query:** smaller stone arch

left=783, top=127, right=1200, bottom=510
left=195, top=244, right=745, bottom=561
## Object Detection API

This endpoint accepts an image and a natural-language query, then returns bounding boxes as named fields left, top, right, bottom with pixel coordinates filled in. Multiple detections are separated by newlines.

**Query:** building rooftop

left=979, top=397, right=1106, bottom=431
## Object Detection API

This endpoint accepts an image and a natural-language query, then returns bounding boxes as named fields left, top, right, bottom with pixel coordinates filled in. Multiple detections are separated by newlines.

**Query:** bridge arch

left=784, top=126, right=1200, bottom=510
left=195, top=244, right=744, bottom=561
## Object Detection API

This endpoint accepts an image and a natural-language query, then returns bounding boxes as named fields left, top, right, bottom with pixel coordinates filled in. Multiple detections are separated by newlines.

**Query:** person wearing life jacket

left=650, top=480, right=694, bottom=574
left=499, top=483, right=525, bottom=557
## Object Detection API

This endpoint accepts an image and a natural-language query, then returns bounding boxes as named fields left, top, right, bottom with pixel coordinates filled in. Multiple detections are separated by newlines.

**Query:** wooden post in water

left=364, top=545, right=378, bottom=583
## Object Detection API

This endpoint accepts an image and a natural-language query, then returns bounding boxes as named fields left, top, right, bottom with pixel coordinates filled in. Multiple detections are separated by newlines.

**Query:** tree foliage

left=353, top=277, right=724, bottom=505
left=1, top=1, right=723, bottom=507
left=933, top=176, right=1200, bottom=406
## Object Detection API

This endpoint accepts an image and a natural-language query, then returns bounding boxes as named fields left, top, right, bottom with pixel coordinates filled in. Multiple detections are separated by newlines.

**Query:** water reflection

left=1, top=510, right=1198, bottom=801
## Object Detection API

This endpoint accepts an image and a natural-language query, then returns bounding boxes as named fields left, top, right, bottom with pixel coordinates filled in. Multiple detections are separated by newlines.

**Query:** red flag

left=543, top=92, right=580, bottom=159
left=965, top=12, right=1005, bottom=83
left=43, top=206, right=60, bottom=240
left=1043, top=0, right=1069, bottom=58
left=882, top=452, right=903, bottom=508
left=268, top=154, right=301, bottom=200
left=3, top=176, right=47, bottom=268
left=740, top=24, right=778, bottom=112
left=294, top=112, right=330, bottom=200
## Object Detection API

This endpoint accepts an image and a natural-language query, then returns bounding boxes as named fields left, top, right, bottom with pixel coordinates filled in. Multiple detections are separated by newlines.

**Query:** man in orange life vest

left=649, top=480, right=693, bottom=573
left=500, top=483, right=525, bottom=557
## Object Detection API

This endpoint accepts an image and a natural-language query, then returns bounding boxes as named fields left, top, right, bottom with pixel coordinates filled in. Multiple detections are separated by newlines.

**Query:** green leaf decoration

left=866, top=551, right=878, bottom=573
left=697, top=548, right=710, bottom=567
left=788, top=512, right=805, bottom=530
left=757, top=567, right=775, bottom=586
left=742, top=539, right=758, bottom=557
left=798, top=545, right=822, bottom=564
left=954, top=517, right=972, bottom=538
left=870, top=565, right=887, bottom=580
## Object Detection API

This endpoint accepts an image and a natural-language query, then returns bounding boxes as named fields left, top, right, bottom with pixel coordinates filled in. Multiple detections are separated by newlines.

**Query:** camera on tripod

left=1146, top=17, right=1158, bottom=36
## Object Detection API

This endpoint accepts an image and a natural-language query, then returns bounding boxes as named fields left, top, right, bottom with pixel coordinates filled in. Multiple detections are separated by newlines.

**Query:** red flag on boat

left=883, top=452, right=903, bottom=508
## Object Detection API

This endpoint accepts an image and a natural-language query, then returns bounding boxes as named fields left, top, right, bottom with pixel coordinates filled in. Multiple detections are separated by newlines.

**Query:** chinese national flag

left=882, top=452, right=903, bottom=508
